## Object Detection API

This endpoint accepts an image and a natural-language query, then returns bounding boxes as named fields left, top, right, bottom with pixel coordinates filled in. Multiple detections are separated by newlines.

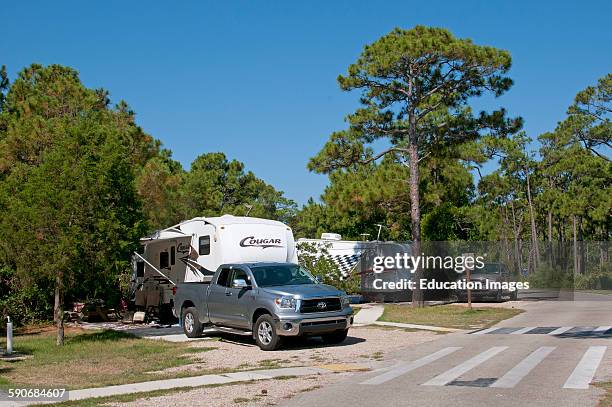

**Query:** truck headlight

left=275, top=296, right=297, bottom=309
left=341, top=295, right=350, bottom=308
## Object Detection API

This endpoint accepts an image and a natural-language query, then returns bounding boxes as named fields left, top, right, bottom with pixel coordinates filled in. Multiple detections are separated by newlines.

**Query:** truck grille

left=300, top=297, right=341, bottom=313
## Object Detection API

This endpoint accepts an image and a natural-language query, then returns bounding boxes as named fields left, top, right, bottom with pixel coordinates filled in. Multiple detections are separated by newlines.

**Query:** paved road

left=286, top=294, right=612, bottom=407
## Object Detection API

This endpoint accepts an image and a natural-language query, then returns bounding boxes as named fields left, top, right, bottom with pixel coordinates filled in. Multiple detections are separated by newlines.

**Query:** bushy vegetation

left=0, top=65, right=295, bottom=335
left=297, top=242, right=361, bottom=294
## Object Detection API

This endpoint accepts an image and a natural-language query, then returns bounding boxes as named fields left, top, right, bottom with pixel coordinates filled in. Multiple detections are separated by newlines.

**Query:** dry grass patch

left=597, top=382, right=612, bottom=407
left=380, top=304, right=523, bottom=329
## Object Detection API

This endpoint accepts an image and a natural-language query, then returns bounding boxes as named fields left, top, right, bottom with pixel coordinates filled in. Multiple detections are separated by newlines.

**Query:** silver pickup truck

left=173, top=262, right=354, bottom=350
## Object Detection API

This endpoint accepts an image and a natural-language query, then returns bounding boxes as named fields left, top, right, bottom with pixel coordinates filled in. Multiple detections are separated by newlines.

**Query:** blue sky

left=1, top=1, right=610, bottom=205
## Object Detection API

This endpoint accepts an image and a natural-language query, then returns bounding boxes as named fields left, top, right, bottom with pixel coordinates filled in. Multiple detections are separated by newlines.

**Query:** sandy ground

left=110, top=373, right=347, bottom=407
left=160, top=326, right=439, bottom=374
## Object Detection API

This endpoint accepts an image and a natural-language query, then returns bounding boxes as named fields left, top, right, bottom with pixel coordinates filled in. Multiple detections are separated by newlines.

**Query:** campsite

left=0, top=2, right=610, bottom=406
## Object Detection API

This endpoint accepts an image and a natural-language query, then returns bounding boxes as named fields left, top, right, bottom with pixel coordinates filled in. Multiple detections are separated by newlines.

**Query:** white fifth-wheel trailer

left=130, top=215, right=298, bottom=321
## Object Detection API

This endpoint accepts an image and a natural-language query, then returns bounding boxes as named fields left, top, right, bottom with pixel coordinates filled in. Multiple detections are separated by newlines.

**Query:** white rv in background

left=297, top=233, right=369, bottom=277
left=131, top=215, right=298, bottom=320
left=297, top=233, right=413, bottom=302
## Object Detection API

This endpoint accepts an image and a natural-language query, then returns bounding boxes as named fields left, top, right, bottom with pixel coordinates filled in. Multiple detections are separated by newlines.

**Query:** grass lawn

left=0, top=326, right=214, bottom=390
left=380, top=304, right=523, bottom=330
left=579, top=290, right=612, bottom=296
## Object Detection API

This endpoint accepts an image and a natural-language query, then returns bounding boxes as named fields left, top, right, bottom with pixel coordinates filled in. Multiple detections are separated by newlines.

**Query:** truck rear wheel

left=254, top=314, right=282, bottom=351
left=182, top=307, right=203, bottom=338
left=321, top=329, right=349, bottom=344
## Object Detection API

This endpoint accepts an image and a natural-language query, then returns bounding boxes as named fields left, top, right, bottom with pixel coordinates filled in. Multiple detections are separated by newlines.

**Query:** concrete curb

left=373, top=321, right=463, bottom=333
left=66, top=366, right=329, bottom=402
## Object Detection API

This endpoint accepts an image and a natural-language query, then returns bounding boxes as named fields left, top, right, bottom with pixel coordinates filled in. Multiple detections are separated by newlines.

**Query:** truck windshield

left=251, top=265, right=317, bottom=287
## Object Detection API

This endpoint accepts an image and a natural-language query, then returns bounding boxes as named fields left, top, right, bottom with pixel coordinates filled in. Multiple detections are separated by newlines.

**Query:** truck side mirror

left=232, top=279, right=249, bottom=289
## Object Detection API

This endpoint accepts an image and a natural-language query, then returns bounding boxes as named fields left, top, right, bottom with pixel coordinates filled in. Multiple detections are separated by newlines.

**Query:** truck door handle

left=225, top=292, right=232, bottom=296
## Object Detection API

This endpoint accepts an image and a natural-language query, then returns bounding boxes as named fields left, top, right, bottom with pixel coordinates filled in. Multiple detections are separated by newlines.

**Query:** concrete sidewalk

left=3, top=364, right=369, bottom=406
left=353, top=304, right=384, bottom=326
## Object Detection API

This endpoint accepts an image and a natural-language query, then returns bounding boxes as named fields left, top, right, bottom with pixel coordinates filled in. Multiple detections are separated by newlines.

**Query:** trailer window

left=170, top=246, right=176, bottom=265
left=216, top=268, right=231, bottom=287
left=136, top=261, right=144, bottom=278
left=199, top=236, right=211, bottom=255
left=160, top=252, right=169, bottom=269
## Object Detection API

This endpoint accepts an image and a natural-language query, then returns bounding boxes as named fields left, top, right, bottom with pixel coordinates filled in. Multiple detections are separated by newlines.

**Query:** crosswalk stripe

left=422, top=346, right=508, bottom=386
left=490, top=346, right=556, bottom=388
left=361, top=347, right=462, bottom=385
left=563, top=346, right=607, bottom=389
left=510, top=327, right=536, bottom=334
left=472, top=327, right=498, bottom=335
left=594, top=326, right=612, bottom=332
left=548, top=326, right=573, bottom=335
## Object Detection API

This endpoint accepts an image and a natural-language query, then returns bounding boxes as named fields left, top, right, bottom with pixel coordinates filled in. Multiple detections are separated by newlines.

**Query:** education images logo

left=370, top=253, right=529, bottom=292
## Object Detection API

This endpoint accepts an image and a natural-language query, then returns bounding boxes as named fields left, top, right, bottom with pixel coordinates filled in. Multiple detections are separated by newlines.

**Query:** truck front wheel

left=182, top=307, right=203, bottom=338
left=321, top=329, right=349, bottom=344
left=254, top=314, right=282, bottom=351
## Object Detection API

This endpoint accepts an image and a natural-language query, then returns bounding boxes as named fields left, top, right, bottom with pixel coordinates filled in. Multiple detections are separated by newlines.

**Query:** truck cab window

left=231, top=269, right=251, bottom=287
left=199, top=236, right=211, bottom=255
left=216, top=268, right=231, bottom=287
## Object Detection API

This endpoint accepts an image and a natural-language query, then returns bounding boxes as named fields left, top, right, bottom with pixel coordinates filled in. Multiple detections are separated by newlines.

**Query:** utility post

left=463, top=253, right=474, bottom=310
left=6, top=316, right=13, bottom=355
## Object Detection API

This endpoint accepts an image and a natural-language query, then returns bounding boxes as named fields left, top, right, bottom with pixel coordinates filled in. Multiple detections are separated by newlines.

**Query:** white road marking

left=422, top=346, right=508, bottom=386
left=472, top=327, right=498, bottom=335
left=563, top=346, right=607, bottom=389
left=594, top=326, right=612, bottom=332
left=490, top=346, right=556, bottom=388
left=362, top=347, right=462, bottom=385
left=510, top=327, right=536, bottom=335
left=548, top=326, right=573, bottom=335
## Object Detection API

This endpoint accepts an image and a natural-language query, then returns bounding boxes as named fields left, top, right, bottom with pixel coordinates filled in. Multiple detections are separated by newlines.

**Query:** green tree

left=308, top=26, right=521, bottom=306
left=181, top=152, right=296, bottom=222
left=0, top=64, right=147, bottom=344
left=136, top=152, right=186, bottom=230
left=567, top=73, right=611, bottom=160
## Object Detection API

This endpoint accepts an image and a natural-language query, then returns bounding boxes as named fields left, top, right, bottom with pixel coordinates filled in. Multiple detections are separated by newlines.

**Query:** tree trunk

left=502, top=205, right=512, bottom=264
left=525, top=167, right=539, bottom=271
left=578, top=217, right=584, bottom=276
left=547, top=210, right=553, bottom=265
left=408, top=142, right=423, bottom=307
left=405, top=74, right=423, bottom=309
left=547, top=211, right=553, bottom=243
left=54, top=271, right=64, bottom=346
left=573, top=215, right=579, bottom=275
left=510, top=201, right=522, bottom=274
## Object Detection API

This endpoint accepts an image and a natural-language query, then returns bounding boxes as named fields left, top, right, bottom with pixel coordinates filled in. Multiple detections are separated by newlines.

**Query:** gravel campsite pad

left=163, top=326, right=439, bottom=374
